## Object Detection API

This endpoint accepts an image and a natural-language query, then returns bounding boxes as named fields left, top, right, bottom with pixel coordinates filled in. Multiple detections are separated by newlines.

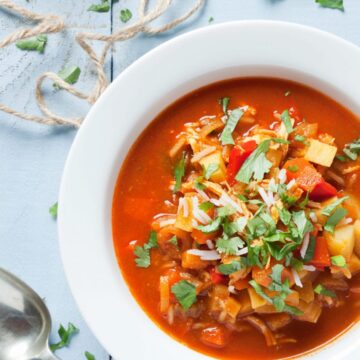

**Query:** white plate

left=58, top=21, right=360, bottom=360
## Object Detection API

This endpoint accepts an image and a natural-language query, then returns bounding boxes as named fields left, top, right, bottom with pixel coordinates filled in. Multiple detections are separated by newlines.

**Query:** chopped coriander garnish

left=315, top=0, right=344, bottom=11
left=196, top=216, right=222, bottom=233
left=338, top=137, right=360, bottom=161
left=85, top=351, right=96, bottom=360
left=271, top=138, right=290, bottom=144
left=299, top=192, right=309, bottom=209
left=220, top=107, right=244, bottom=145
left=287, top=165, right=299, bottom=172
left=314, top=284, right=336, bottom=298
left=278, top=207, right=291, bottom=226
left=16, top=35, right=47, bottom=53
left=204, top=163, right=219, bottom=179
left=194, top=176, right=205, bottom=190
left=168, top=236, right=178, bottom=248
left=50, top=323, right=79, bottom=352
left=120, top=8, right=132, bottom=23
left=303, top=235, right=316, bottom=263
left=331, top=255, right=346, bottom=267
left=134, top=231, right=158, bottom=268
left=54, top=66, right=81, bottom=89
left=218, top=260, right=244, bottom=275
left=235, top=140, right=272, bottom=184
left=280, top=109, right=294, bottom=134
left=49, top=202, right=58, bottom=218
left=324, top=207, right=348, bottom=234
left=219, top=97, right=230, bottom=114
left=284, top=90, right=291, bottom=96
left=88, top=0, right=110, bottom=12
left=199, top=201, right=214, bottom=212
left=171, top=280, right=197, bottom=309
left=294, top=135, right=308, bottom=144
left=173, top=152, right=186, bottom=193
left=216, top=236, right=244, bottom=255
left=292, top=210, right=313, bottom=238
left=322, top=196, right=349, bottom=216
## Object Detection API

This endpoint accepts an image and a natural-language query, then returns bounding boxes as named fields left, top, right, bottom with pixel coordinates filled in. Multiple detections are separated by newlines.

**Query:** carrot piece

left=191, top=228, right=218, bottom=245
left=252, top=266, right=273, bottom=287
left=283, top=158, right=322, bottom=192
left=233, top=278, right=249, bottom=291
left=200, top=326, right=228, bottom=348
left=309, top=236, right=331, bottom=268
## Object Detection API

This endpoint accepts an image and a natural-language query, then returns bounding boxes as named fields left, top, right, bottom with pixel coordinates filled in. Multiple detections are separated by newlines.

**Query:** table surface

left=0, top=1, right=359, bottom=359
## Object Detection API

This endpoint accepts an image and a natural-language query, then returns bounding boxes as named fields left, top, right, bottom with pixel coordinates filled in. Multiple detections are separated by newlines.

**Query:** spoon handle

left=36, top=348, right=61, bottom=360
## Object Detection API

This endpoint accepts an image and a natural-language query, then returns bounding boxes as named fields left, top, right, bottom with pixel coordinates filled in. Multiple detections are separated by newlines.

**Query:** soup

left=112, top=78, right=360, bottom=359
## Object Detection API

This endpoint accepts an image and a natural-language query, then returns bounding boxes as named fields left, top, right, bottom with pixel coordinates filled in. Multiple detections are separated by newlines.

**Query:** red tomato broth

left=112, top=78, right=360, bottom=359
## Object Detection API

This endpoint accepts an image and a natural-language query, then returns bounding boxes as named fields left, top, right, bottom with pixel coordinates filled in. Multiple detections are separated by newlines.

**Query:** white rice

left=291, top=268, right=303, bottom=288
left=300, top=232, right=310, bottom=259
left=206, top=240, right=214, bottom=250
left=278, top=169, right=287, bottom=184
left=286, top=179, right=296, bottom=190
left=302, top=265, right=317, bottom=272
left=187, top=249, right=221, bottom=261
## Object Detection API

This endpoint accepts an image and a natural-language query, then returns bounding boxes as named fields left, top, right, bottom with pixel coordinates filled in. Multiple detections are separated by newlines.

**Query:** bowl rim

left=58, top=20, right=360, bottom=360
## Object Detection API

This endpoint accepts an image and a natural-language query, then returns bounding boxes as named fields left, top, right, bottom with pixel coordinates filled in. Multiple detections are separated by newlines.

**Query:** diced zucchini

left=304, top=139, right=337, bottom=167
left=324, top=224, right=355, bottom=260
left=199, top=151, right=226, bottom=183
left=175, top=196, right=193, bottom=232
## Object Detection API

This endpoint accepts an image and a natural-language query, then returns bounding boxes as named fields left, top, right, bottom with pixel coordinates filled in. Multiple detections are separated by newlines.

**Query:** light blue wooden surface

left=0, top=1, right=359, bottom=359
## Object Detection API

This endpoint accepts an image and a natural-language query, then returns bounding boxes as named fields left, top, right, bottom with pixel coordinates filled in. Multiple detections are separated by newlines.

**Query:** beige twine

left=0, top=0, right=205, bottom=127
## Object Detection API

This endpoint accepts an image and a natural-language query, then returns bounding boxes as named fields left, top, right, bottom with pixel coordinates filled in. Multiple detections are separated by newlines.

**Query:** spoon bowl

left=0, top=268, right=59, bottom=360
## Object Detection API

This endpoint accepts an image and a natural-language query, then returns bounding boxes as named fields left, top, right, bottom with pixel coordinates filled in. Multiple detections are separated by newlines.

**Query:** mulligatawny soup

left=112, top=78, right=360, bottom=359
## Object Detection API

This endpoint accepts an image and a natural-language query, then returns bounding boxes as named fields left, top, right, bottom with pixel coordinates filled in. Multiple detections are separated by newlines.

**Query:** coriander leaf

left=331, top=255, right=346, bottom=267
left=290, top=257, right=304, bottom=271
left=299, top=192, right=309, bottom=209
left=324, top=207, right=348, bottom=234
left=303, top=235, right=316, bottom=263
left=120, top=8, right=132, bottom=23
left=271, top=137, right=290, bottom=144
left=235, top=140, right=272, bottom=184
left=280, top=109, right=293, bottom=134
left=277, top=184, right=297, bottom=206
left=49, top=202, right=58, bottom=218
left=292, top=211, right=313, bottom=238
left=168, top=236, right=178, bottom=248
left=85, top=352, right=96, bottom=360
left=216, top=236, right=244, bottom=255
left=88, top=0, right=110, bottom=12
left=220, top=107, right=244, bottom=145
left=173, top=152, right=185, bottom=193
left=134, top=231, right=158, bottom=268
left=134, top=246, right=150, bottom=268
left=283, top=304, right=304, bottom=316
left=54, top=66, right=81, bottom=89
left=194, top=176, right=205, bottom=190
left=315, top=0, right=344, bottom=11
left=50, top=323, right=79, bottom=352
left=218, top=260, right=244, bottom=275
left=294, top=135, right=308, bottom=144
left=199, top=201, right=214, bottom=212
left=16, top=35, right=47, bottom=53
left=322, top=196, right=349, bottom=216
left=217, top=205, right=236, bottom=217
left=339, top=137, right=360, bottom=161
left=219, top=97, right=230, bottom=113
left=171, top=280, right=197, bottom=309
left=247, top=216, right=268, bottom=238
left=249, top=280, right=273, bottom=303
left=269, top=264, right=284, bottom=285
left=314, top=284, right=336, bottom=298
left=204, top=163, right=219, bottom=179
left=278, top=207, right=291, bottom=226
left=287, top=165, right=299, bottom=173
left=196, top=216, right=222, bottom=233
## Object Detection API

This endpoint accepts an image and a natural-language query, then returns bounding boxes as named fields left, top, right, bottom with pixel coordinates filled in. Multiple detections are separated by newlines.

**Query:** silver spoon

left=0, top=268, right=60, bottom=360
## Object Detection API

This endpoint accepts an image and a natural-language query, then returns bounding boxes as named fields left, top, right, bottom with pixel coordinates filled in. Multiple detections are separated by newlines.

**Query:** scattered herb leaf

left=322, top=196, right=349, bottom=216
left=16, top=35, right=47, bottom=53
left=50, top=323, right=79, bottom=352
left=120, top=8, right=132, bottom=23
left=219, top=97, right=230, bottom=113
left=54, top=66, right=81, bottom=89
left=134, top=231, right=158, bottom=268
left=216, top=236, right=244, bottom=255
left=280, top=109, right=294, bottom=134
left=88, top=0, right=110, bottom=12
left=85, top=352, right=96, bottom=360
left=331, top=255, right=346, bottom=267
left=220, top=107, right=244, bottom=145
left=49, top=202, right=58, bottom=218
left=315, top=0, right=344, bottom=11
left=218, top=260, right=244, bottom=275
left=314, top=284, right=336, bottom=298
left=173, top=152, right=185, bottom=193
left=199, top=201, right=214, bottom=212
left=324, top=207, right=348, bottom=234
left=171, top=280, right=197, bottom=309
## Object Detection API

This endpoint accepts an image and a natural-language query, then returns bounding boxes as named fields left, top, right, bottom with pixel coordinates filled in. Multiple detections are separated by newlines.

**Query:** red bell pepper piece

left=226, top=140, right=257, bottom=185
left=309, top=180, right=337, bottom=202
left=209, top=267, right=227, bottom=284
left=309, top=237, right=331, bottom=269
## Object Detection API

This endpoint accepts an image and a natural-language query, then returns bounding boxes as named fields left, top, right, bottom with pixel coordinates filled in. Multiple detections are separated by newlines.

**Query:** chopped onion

left=206, top=240, right=214, bottom=249
left=187, top=249, right=221, bottom=261
left=300, top=232, right=310, bottom=259
left=302, top=265, right=316, bottom=272
left=291, top=268, right=303, bottom=288
left=309, top=212, right=318, bottom=223
left=286, top=179, right=296, bottom=190
left=220, top=193, right=243, bottom=213
left=195, top=188, right=210, bottom=201
left=278, top=169, right=287, bottom=184
left=258, top=187, right=273, bottom=207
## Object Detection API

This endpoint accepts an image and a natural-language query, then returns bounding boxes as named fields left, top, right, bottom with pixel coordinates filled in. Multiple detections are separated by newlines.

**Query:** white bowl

left=58, top=21, right=360, bottom=360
